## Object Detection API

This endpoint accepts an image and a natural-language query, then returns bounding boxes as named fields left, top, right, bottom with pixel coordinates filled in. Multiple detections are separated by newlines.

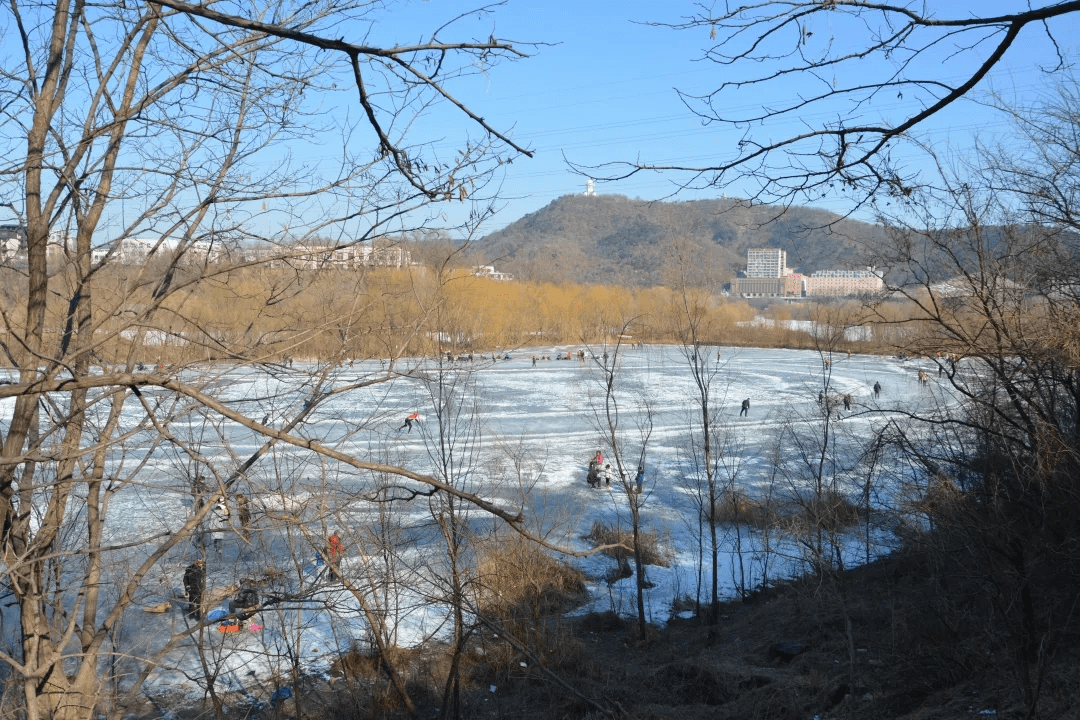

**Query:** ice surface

left=1, top=345, right=962, bottom=702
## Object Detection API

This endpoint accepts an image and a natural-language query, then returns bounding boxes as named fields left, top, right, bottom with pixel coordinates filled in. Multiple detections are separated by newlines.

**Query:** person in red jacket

left=325, top=533, right=344, bottom=581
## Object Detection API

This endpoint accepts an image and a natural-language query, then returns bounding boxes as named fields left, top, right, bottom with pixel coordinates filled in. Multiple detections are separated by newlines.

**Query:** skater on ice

left=236, top=493, right=251, bottom=539
left=587, top=455, right=601, bottom=488
left=400, top=412, right=420, bottom=433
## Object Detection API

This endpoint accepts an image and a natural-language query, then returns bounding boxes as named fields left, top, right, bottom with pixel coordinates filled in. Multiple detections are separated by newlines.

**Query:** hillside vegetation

left=473, top=195, right=888, bottom=286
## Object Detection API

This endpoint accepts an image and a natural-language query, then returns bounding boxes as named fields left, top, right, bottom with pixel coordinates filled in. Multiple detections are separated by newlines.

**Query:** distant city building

left=0, top=225, right=26, bottom=246
left=472, top=265, right=513, bottom=281
left=804, top=269, right=883, bottom=296
left=732, top=248, right=796, bottom=297
left=41, top=236, right=409, bottom=269
left=732, top=247, right=882, bottom=298
left=48, top=235, right=236, bottom=265
left=0, top=225, right=25, bottom=261
left=288, top=241, right=410, bottom=270
left=90, top=237, right=168, bottom=265
left=731, top=273, right=804, bottom=298
left=746, top=248, right=789, bottom=278
left=46, top=230, right=75, bottom=259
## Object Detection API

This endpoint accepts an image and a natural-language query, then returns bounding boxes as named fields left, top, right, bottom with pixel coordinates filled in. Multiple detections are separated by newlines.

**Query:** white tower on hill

left=584, top=179, right=595, bottom=196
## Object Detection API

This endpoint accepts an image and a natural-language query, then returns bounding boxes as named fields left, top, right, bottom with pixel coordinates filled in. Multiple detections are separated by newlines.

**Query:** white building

left=0, top=225, right=24, bottom=261
left=90, top=237, right=170, bottom=265
left=472, top=265, right=513, bottom=281
left=288, top=242, right=410, bottom=270
left=746, top=248, right=789, bottom=278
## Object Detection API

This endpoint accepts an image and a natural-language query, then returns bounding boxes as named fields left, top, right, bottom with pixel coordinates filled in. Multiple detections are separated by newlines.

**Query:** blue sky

left=86, top=1, right=1076, bottom=244
left=349, top=0, right=1078, bottom=237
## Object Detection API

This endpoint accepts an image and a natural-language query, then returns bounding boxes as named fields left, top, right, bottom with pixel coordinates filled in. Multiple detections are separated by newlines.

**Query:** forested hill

left=473, top=194, right=888, bottom=286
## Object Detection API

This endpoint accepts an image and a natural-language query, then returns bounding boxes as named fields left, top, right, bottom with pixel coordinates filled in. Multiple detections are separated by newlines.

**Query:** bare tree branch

left=581, top=1, right=1080, bottom=205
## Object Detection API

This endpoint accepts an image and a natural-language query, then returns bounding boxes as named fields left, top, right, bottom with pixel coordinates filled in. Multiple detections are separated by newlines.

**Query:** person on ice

left=587, top=463, right=601, bottom=488
left=873, top=381, right=882, bottom=397
left=635, top=465, right=645, bottom=494
left=236, top=493, right=251, bottom=540
left=184, top=560, right=205, bottom=619
left=740, top=398, right=750, bottom=417
left=400, top=412, right=420, bottom=433
left=210, top=497, right=231, bottom=553
left=325, top=533, right=344, bottom=581
left=229, top=580, right=260, bottom=620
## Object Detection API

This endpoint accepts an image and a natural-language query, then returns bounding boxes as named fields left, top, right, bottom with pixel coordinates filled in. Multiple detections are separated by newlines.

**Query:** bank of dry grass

left=311, top=545, right=1080, bottom=720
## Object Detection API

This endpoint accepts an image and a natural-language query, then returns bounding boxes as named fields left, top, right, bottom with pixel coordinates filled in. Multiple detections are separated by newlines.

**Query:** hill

left=473, top=194, right=888, bottom=286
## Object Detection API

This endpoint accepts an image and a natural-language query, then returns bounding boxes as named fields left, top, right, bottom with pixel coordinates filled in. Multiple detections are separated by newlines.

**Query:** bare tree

left=584, top=327, right=656, bottom=637
left=664, top=233, right=728, bottom=621
left=0, top=1, right=542, bottom=717
left=856, top=82, right=1080, bottom=713
left=419, top=356, right=486, bottom=720
left=586, top=1, right=1080, bottom=206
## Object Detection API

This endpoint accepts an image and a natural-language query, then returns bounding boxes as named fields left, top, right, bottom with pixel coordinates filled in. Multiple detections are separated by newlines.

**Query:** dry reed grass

left=473, top=535, right=589, bottom=680
left=475, top=535, right=588, bottom=622
left=784, top=490, right=865, bottom=533
left=708, top=490, right=781, bottom=529
left=585, top=520, right=673, bottom=567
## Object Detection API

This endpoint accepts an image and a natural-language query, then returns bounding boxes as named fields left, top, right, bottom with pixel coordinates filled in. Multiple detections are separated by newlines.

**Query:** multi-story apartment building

left=745, top=248, right=789, bottom=278
left=804, top=269, right=883, bottom=296
left=288, top=242, right=411, bottom=270
left=732, top=247, right=882, bottom=298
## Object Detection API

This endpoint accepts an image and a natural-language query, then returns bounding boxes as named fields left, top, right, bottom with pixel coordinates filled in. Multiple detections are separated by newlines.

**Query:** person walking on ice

left=740, top=398, right=750, bottom=417
left=873, top=381, right=881, bottom=398
left=399, top=412, right=420, bottom=433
